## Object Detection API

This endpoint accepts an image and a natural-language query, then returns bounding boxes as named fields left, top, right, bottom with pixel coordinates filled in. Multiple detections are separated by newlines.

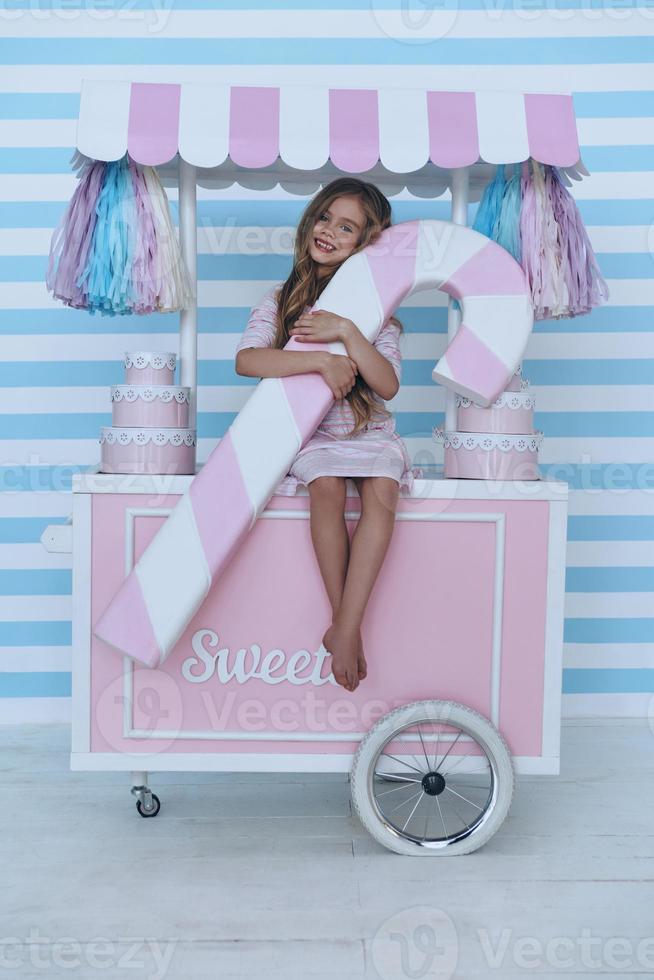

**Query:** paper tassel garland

left=473, top=159, right=609, bottom=320
left=46, top=153, right=193, bottom=316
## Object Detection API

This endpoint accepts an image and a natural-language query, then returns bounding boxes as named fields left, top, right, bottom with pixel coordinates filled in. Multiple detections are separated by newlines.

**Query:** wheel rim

left=367, top=715, right=500, bottom=850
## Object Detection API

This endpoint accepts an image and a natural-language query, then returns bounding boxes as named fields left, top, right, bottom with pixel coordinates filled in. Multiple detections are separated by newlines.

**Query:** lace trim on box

left=100, top=427, right=196, bottom=447
left=111, top=385, right=190, bottom=404
left=433, top=428, right=543, bottom=453
left=457, top=390, right=535, bottom=410
left=124, top=351, right=177, bottom=371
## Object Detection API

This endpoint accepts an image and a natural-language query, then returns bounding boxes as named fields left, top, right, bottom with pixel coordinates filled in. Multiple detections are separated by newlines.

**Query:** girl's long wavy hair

left=270, top=177, right=403, bottom=437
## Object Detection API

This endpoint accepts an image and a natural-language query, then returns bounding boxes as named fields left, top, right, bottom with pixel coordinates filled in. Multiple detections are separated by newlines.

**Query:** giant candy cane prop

left=94, top=219, right=532, bottom=668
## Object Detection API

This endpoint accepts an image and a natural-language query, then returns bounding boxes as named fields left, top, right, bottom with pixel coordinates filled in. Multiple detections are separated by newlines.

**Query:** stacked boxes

left=434, top=364, right=543, bottom=480
left=99, top=350, right=196, bottom=475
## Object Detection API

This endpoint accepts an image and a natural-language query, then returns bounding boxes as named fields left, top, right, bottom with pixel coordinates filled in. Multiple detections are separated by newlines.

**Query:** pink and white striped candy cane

left=93, top=219, right=532, bottom=668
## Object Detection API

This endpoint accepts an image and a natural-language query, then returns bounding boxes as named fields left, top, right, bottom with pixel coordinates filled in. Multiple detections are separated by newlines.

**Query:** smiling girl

left=235, top=177, right=418, bottom=692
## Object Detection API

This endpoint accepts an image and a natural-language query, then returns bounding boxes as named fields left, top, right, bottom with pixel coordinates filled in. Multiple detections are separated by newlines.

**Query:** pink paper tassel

left=519, top=159, right=609, bottom=320
left=46, top=158, right=106, bottom=309
left=547, top=165, right=609, bottom=317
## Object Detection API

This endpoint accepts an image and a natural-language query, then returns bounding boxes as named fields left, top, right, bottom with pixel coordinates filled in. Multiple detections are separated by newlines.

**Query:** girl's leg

left=307, top=475, right=349, bottom=615
left=308, top=476, right=365, bottom=690
left=350, top=477, right=367, bottom=680
left=325, top=476, right=400, bottom=689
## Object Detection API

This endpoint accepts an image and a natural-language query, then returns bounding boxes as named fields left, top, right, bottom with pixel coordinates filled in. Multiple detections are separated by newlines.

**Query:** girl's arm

left=235, top=284, right=331, bottom=379
left=338, top=317, right=401, bottom=402
left=235, top=286, right=357, bottom=399
left=236, top=346, right=330, bottom=379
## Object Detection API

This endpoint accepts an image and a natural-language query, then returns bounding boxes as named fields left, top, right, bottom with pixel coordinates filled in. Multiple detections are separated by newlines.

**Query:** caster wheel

left=351, top=699, right=514, bottom=856
left=136, top=793, right=161, bottom=818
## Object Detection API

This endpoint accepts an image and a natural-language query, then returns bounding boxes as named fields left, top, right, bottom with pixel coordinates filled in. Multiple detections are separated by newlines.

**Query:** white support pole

left=178, top=159, right=198, bottom=461
left=445, top=167, right=470, bottom=433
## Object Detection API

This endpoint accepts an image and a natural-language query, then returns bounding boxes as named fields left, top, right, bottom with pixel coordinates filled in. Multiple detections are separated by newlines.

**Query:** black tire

left=136, top=793, right=161, bottom=818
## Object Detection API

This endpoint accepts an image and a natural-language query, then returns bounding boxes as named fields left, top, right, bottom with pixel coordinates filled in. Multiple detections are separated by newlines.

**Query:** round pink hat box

left=124, top=351, right=176, bottom=386
left=111, top=385, right=190, bottom=428
left=456, top=389, right=535, bottom=435
left=100, top=427, right=196, bottom=475
left=434, top=428, right=543, bottom=480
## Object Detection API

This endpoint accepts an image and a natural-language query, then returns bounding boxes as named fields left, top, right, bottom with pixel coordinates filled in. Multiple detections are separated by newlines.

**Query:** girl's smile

left=314, top=236, right=336, bottom=253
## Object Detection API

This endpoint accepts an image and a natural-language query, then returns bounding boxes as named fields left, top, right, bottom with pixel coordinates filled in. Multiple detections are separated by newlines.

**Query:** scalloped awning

left=76, top=79, right=585, bottom=180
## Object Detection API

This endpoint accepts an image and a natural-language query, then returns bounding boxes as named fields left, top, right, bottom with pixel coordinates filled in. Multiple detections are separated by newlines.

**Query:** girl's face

left=309, top=194, right=366, bottom=277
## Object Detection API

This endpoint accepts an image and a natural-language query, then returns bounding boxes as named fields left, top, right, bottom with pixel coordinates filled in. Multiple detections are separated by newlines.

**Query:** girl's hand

left=290, top=310, right=349, bottom=344
left=320, top=353, right=358, bottom=401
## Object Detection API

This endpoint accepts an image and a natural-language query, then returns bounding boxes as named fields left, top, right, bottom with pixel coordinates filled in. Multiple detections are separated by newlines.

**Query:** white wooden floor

left=1, top=718, right=653, bottom=979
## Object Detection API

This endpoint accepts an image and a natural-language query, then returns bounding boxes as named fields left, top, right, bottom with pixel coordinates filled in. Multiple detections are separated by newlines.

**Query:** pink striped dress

left=235, top=282, right=421, bottom=496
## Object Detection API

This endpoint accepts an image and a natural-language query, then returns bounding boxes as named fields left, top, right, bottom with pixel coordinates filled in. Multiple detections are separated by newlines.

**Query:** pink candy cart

left=42, top=81, right=583, bottom=856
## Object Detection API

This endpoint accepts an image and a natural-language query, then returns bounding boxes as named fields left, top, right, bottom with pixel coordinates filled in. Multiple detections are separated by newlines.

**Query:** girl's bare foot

left=357, top=634, right=367, bottom=680
left=322, top=621, right=361, bottom=691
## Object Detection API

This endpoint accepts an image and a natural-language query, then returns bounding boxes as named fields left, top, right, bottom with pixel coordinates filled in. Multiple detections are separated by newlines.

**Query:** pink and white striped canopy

left=76, top=78, right=584, bottom=177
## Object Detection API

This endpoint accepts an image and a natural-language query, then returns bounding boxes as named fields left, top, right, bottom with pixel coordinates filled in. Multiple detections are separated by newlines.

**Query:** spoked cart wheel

left=351, top=700, right=514, bottom=856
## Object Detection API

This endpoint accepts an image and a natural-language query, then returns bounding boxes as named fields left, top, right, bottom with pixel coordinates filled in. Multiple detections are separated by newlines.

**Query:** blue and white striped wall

left=1, top=1, right=653, bottom=722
